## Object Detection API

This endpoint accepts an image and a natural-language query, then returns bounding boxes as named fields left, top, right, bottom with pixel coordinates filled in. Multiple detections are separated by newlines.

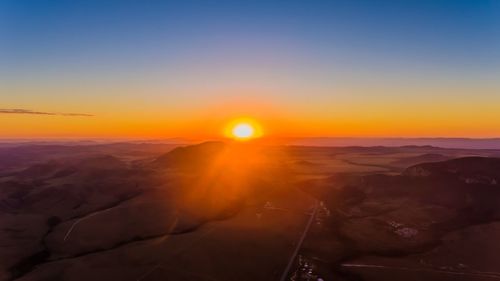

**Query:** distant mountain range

left=2, top=137, right=500, bottom=150
left=284, top=137, right=500, bottom=149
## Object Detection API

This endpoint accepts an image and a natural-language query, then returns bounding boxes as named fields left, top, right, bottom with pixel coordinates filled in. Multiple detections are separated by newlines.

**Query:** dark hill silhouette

left=13, top=155, right=126, bottom=181
left=404, top=156, right=500, bottom=184
left=392, top=153, right=451, bottom=167
left=151, top=141, right=226, bottom=171
left=74, top=155, right=125, bottom=170
left=16, top=160, right=64, bottom=179
left=297, top=156, right=500, bottom=275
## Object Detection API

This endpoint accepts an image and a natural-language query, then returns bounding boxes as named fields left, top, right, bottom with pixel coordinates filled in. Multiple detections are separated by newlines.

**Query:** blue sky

left=2, top=0, right=499, bottom=77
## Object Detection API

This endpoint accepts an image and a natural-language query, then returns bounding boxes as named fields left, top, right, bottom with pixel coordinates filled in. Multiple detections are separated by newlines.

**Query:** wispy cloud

left=0, top=109, right=93, bottom=117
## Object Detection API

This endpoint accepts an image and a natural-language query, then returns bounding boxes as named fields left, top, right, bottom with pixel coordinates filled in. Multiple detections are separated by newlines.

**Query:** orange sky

left=2, top=86, right=500, bottom=139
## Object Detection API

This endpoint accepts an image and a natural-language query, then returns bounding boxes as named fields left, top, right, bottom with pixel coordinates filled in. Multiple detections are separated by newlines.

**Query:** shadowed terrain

left=1, top=142, right=500, bottom=281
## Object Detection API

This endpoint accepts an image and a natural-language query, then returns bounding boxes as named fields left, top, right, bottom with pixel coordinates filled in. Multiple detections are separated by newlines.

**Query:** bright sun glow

left=232, top=123, right=255, bottom=139
left=225, top=119, right=262, bottom=140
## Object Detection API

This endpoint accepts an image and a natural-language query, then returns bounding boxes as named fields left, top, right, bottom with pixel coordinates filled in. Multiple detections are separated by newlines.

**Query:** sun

left=225, top=118, right=262, bottom=140
left=232, top=123, right=255, bottom=139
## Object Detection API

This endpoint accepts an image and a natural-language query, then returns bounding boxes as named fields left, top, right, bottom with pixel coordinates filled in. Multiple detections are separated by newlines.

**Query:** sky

left=1, top=0, right=500, bottom=139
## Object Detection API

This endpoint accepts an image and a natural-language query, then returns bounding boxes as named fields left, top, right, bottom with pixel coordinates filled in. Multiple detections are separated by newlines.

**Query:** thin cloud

left=0, top=109, right=93, bottom=117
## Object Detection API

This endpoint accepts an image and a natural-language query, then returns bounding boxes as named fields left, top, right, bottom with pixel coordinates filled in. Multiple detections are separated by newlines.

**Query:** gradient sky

left=1, top=0, right=500, bottom=139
